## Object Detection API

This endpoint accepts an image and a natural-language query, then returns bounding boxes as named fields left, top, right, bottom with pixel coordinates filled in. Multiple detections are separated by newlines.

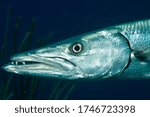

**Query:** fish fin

left=134, top=49, right=150, bottom=62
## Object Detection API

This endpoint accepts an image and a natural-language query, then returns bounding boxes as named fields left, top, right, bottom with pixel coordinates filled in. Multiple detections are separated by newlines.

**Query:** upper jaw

left=2, top=51, right=76, bottom=77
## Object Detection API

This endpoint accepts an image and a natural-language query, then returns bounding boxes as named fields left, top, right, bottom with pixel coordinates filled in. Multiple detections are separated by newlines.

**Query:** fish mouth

left=2, top=53, right=76, bottom=77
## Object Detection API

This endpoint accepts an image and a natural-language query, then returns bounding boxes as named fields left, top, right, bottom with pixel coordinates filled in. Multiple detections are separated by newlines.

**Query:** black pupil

left=74, top=44, right=80, bottom=52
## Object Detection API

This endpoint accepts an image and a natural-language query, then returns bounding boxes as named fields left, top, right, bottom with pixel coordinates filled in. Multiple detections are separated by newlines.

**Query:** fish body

left=2, top=19, right=150, bottom=79
left=113, top=20, right=150, bottom=79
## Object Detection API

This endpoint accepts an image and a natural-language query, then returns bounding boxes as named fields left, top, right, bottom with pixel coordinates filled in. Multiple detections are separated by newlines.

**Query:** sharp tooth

left=22, top=62, right=25, bottom=65
left=15, top=61, right=18, bottom=65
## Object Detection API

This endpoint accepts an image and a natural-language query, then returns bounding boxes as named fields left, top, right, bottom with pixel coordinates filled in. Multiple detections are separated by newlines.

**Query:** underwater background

left=0, top=0, right=150, bottom=100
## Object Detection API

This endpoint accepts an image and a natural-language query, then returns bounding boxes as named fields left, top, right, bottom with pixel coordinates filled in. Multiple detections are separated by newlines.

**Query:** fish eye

left=69, top=42, right=83, bottom=54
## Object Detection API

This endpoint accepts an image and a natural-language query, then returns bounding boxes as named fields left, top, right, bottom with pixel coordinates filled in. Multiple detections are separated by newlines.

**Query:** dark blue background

left=0, top=0, right=150, bottom=99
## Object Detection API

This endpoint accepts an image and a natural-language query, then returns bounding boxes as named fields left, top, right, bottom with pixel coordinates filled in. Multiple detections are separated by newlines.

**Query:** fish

left=2, top=19, right=150, bottom=80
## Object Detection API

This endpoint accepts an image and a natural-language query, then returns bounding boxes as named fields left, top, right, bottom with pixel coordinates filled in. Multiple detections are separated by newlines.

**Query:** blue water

left=0, top=0, right=150, bottom=99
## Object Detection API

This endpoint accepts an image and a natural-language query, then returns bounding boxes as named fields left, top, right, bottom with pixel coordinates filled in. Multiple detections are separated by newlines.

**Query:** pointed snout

left=2, top=45, right=79, bottom=79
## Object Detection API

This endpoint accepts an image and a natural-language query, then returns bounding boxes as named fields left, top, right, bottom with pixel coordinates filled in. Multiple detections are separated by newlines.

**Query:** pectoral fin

left=134, top=49, right=150, bottom=62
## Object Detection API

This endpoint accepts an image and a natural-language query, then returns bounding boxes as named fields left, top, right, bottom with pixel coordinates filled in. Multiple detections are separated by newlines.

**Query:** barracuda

left=2, top=19, right=150, bottom=79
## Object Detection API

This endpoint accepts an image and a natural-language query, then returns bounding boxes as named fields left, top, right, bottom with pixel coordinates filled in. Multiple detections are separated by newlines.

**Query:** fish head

left=2, top=29, right=130, bottom=79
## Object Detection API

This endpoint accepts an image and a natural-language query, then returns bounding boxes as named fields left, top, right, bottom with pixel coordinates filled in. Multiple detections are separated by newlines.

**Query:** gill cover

left=97, top=29, right=131, bottom=78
